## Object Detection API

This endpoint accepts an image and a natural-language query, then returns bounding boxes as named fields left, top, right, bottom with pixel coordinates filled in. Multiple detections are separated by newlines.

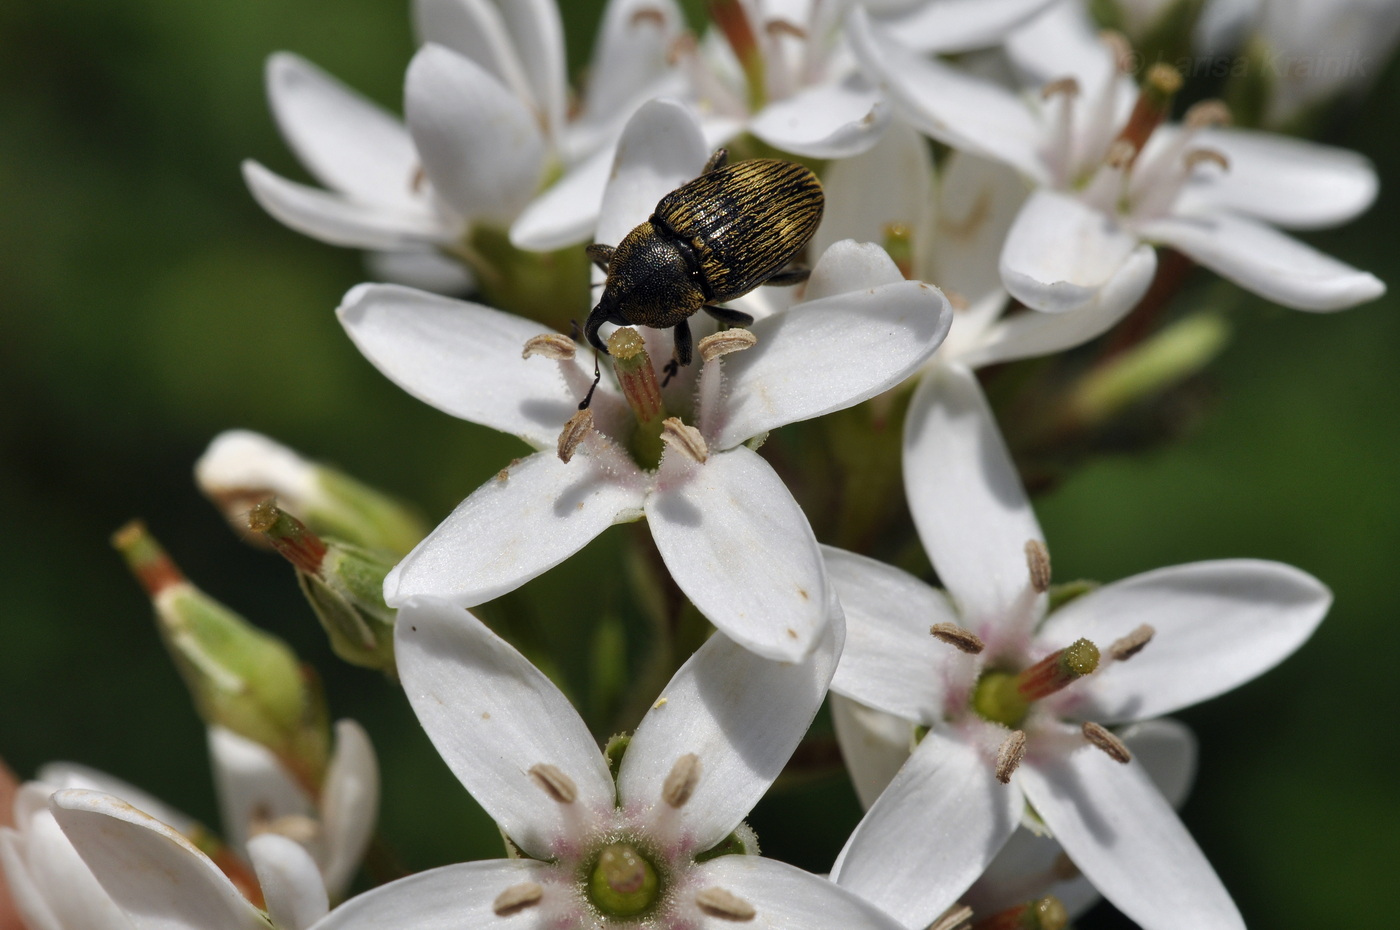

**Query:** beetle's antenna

left=579, top=350, right=602, bottom=410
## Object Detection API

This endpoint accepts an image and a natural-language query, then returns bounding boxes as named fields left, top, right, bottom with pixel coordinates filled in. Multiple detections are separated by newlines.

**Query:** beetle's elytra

left=583, top=149, right=824, bottom=381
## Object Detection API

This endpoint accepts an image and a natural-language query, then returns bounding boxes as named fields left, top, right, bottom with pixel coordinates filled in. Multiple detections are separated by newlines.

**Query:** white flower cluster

left=3, top=0, right=1384, bottom=929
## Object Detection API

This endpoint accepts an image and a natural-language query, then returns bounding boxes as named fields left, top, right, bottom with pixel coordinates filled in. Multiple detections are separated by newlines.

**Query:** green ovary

left=587, top=842, right=660, bottom=918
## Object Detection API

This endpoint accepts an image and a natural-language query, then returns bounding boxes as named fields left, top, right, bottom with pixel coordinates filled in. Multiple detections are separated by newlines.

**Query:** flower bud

left=112, top=521, right=330, bottom=786
left=196, top=431, right=426, bottom=557
left=248, top=501, right=397, bottom=679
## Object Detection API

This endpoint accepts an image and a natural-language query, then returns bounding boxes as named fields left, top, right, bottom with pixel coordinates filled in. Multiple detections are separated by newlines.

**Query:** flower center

left=971, top=638, right=1100, bottom=728
left=586, top=841, right=661, bottom=918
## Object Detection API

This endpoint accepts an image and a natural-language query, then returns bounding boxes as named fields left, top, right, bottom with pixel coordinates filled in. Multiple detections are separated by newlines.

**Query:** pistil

left=588, top=842, right=660, bottom=918
left=1113, top=63, right=1183, bottom=164
left=608, top=328, right=668, bottom=468
left=973, top=640, right=1100, bottom=728
left=708, top=0, right=766, bottom=113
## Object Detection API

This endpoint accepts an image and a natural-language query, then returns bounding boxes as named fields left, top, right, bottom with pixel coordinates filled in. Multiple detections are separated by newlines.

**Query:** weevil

left=583, top=149, right=824, bottom=387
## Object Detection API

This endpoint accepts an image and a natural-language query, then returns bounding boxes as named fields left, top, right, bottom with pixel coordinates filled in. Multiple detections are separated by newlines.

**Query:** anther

left=1184, top=148, right=1230, bottom=173
left=557, top=409, right=594, bottom=464
left=929, top=904, right=973, bottom=930
left=1185, top=99, right=1232, bottom=129
left=522, top=333, right=576, bottom=360
left=1082, top=722, right=1132, bottom=763
left=1105, top=139, right=1137, bottom=170
left=661, top=417, right=709, bottom=464
left=930, top=622, right=985, bottom=654
left=995, top=730, right=1027, bottom=784
left=1040, top=76, right=1080, bottom=100
left=630, top=8, right=667, bottom=28
left=695, top=887, right=757, bottom=921
left=699, top=329, right=758, bottom=362
left=1024, top=539, right=1052, bottom=593
left=249, top=813, right=320, bottom=845
left=1108, top=624, right=1155, bottom=661
left=528, top=763, right=579, bottom=803
left=766, top=18, right=806, bottom=40
left=1099, top=31, right=1134, bottom=74
left=662, top=753, right=702, bottom=808
left=493, top=882, right=545, bottom=916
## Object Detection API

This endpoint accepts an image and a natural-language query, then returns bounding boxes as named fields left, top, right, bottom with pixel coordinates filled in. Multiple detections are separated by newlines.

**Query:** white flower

left=511, top=0, right=1059, bottom=250
left=4, top=722, right=377, bottom=930
left=338, top=99, right=952, bottom=661
left=301, top=594, right=905, bottom=930
left=824, top=362, right=1332, bottom=930
left=848, top=0, right=1384, bottom=315
left=243, top=0, right=685, bottom=289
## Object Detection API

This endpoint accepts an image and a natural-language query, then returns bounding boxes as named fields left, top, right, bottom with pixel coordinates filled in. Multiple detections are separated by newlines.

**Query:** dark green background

left=1, top=1, right=1395, bottom=927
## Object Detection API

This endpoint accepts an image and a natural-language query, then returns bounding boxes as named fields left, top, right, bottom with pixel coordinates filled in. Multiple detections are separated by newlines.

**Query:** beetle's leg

left=579, top=350, right=602, bottom=411
left=661, top=319, right=693, bottom=386
left=763, top=265, right=810, bottom=287
left=701, top=305, right=754, bottom=327
left=585, top=243, right=615, bottom=273
left=702, top=148, right=729, bottom=174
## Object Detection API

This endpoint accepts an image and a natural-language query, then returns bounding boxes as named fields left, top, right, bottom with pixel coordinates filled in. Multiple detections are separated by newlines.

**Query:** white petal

left=32, top=765, right=195, bottom=838
left=412, top=0, right=535, bottom=112
left=832, top=729, right=1022, bottom=928
left=962, top=244, right=1156, bottom=367
left=385, top=451, right=646, bottom=608
left=748, top=78, right=891, bottom=159
left=706, top=243, right=952, bottom=450
left=1000, top=190, right=1141, bottom=313
left=925, top=151, right=1029, bottom=307
left=594, top=98, right=709, bottom=248
left=1139, top=210, right=1385, bottom=311
left=207, top=726, right=311, bottom=858
left=692, top=855, right=909, bottom=930
left=1019, top=749, right=1244, bottom=930
left=510, top=143, right=614, bottom=250
left=1178, top=128, right=1378, bottom=230
left=619, top=610, right=841, bottom=853
left=405, top=44, right=545, bottom=224
left=1039, top=560, right=1331, bottom=723
left=847, top=9, right=1048, bottom=180
left=394, top=597, right=615, bottom=859
left=812, top=118, right=933, bottom=262
left=248, top=835, right=327, bottom=930
left=1003, top=0, right=1118, bottom=89
left=264, top=53, right=419, bottom=208
left=1, top=805, right=131, bottom=930
left=646, top=445, right=828, bottom=662
left=307, top=859, right=554, bottom=930
left=243, top=160, right=455, bottom=250
left=336, top=283, right=592, bottom=448
left=902, top=363, right=1044, bottom=634
left=319, top=720, right=379, bottom=898
left=50, top=790, right=268, bottom=930
left=491, top=0, right=567, bottom=143
left=824, top=546, right=957, bottom=725
left=881, top=0, right=1059, bottom=53
left=363, top=248, right=473, bottom=294
left=829, top=694, right=916, bottom=809
left=966, top=718, right=1199, bottom=919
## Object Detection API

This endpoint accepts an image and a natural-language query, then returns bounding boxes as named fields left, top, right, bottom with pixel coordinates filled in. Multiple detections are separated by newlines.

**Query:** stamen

left=528, top=763, right=578, bottom=803
left=1105, top=139, right=1137, bottom=170
left=1082, top=722, right=1132, bottom=763
left=111, top=520, right=186, bottom=596
left=1015, top=639, right=1099, bottom=701
left=881, top=222, right=916, bottom=279
left=246, top=498, right=328, bottom=575
left=971, top=895, right=1068, bottom=930
left=249, top=812, right=320, bottom=845
left=1113, top=62, right=1182, bottom=163
left=696, top=886, right=757, bottom=921
left=609, top=328, right=666, bottom=427
left=1185, top=99, right=1232, bottom=130
left=1080, top=140, right=1135, bottom=213
left=630, top=8, right=667, bottom=28
left=699, top=329, right=757, bottom=362
left=522, top=333, right=576, bottom=360
left=766, top=18, right=806, bottom=40
left=707, top=0, right=766, bottom=112
left=1099, top=31, right=1134, bottom=75
left=494, top=882, right=545, bottom=916
left=995, top=730, right=1027, bottom=784
left=557, top=409, right=594, bottom=464
left=661, top=417, right=709, bottom=465
left=1025, top=539, right=1052, bottom=593
left=662, top=753, right=702, bottom=808
left=1185, top=148, right=1230, bottom=173
left=929, top=904, right=973, bottom=930
left=1108, top=624, right=1155, bottom=661
left=930, top=622, right=985, bottom=654
left=1040, top=76, right=1080, bottom=100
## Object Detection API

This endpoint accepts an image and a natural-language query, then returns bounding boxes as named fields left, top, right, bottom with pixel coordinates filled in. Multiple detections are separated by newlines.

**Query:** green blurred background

left=1, top=0, right=1396, bottom=927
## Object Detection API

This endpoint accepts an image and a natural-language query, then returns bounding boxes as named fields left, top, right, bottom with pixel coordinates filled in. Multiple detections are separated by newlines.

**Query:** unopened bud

left=197, top=431, right=426, bottom=557
left=112, top=522, right=330, bottom=785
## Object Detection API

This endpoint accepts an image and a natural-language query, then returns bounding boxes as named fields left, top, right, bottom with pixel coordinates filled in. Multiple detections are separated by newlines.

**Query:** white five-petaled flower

left=848, top=0, right=1384, bottom=315
left=823, top=362, right=1332, bottom=930
left=338, top=99, right=953, bottom=662
left=6, top=721, right=378, bottom=930
left=300, top=594, right=906, bottom=930
left=243, top=0, right=685, bottom=289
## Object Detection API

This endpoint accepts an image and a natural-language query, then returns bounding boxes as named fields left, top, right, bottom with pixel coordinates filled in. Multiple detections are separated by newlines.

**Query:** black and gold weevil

left=582, top=148, right=824, bottom=388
